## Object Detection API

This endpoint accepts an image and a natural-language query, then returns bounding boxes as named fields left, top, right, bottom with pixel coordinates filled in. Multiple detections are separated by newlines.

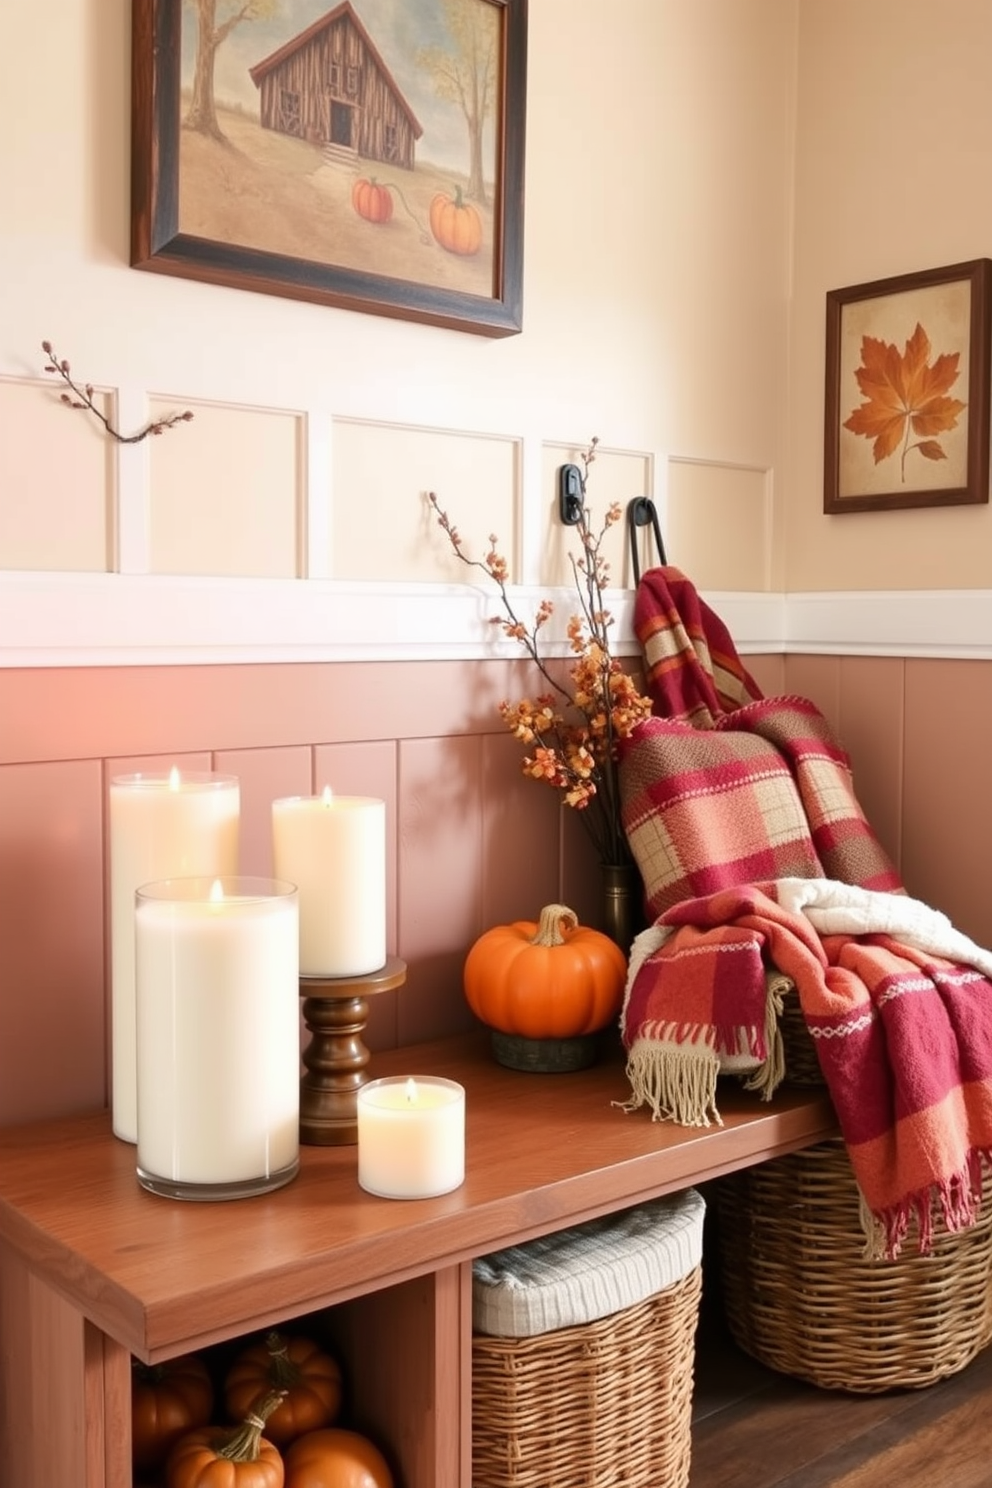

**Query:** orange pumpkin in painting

left=352, top=178, right=394, bottom=225
left=429, top=187, right=482, bottom=256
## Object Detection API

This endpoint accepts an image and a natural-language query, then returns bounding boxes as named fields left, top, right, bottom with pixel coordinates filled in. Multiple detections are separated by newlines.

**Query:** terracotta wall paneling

left=0, top=661, right=537, bottom=769
left=479, top=731, right=561, bottom=929
left=561, top=808, right=606, bottom=937
left=396, top=734, right=484, bottom=1047
left=211, top=744, right=311, bottom=877
left=743, top=652, right=786, bottom=698
left=902, top=659, right=992, bottom=946
left=0, top=759, right=105, bottom=1125
left=835, top=656, right=905, bottom=876
left=6, top=651, right=991, bottom=1132
left=782, top=655, right=843, bottom=738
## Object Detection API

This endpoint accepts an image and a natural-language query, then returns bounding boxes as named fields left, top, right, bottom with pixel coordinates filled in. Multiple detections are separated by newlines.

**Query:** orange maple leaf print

left=843, top=322, right=966, bottom=481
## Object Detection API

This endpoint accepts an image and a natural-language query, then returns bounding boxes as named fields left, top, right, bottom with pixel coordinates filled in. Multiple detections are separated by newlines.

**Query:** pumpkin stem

left=262, top=1329, right=304, bottom=1389
left=216, top=1388, right=286, bottom=1463
left=530, top=904, right=579, bottom=948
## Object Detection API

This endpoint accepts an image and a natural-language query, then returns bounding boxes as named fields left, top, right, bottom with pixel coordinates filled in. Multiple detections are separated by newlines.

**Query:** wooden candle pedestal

left=298, top=956, right=407, bottom=1146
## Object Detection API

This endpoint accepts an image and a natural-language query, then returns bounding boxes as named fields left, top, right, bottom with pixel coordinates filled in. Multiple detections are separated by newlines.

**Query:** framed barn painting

left=130, top=0, right=527, bottom=337
left=824, top=259, right=992, bottom=513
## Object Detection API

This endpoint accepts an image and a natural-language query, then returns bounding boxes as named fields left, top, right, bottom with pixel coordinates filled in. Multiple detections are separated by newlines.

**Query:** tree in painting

left=417, top=0, right=499, bottom=206
left=184, top=0, right=282, bottom=142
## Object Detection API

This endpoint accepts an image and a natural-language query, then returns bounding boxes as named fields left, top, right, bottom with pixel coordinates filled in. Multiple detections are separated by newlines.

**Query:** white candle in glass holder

left=134, top=876, right=300, bottom=1200
left=110, top=770, right=240, bottom=1144
left=272, top=790, right=386, bottom=977
left=357, top=1076, right=465, bottom=1199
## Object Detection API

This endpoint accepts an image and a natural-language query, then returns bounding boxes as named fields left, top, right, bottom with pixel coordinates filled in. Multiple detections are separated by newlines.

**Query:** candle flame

left=168, top=766, right=181, bottom=791
left=321, top=785, right=334, bottom=806
left=209, top=879, right=224, bottom=903
left=404, top=1078, right=418, bottom=1105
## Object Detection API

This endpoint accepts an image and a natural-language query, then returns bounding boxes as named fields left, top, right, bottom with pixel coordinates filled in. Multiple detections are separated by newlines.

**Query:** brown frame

left=824, top=259, right=992, bottom=513
left=130, top=0, right=527, bottom=338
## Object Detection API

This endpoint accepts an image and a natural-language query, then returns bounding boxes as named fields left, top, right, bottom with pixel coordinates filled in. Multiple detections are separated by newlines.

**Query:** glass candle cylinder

left=134, top=876, right=299, bottom=1201
left=272, top=791, right=386, bottom=976
left=110, top=770, right=240, bottom=1144
left=357, top=1076, right=465, bottom=1199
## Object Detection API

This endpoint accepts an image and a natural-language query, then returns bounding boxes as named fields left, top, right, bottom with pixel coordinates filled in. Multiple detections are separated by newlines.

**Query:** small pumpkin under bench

left=463, top=904, right=627, bottom=1072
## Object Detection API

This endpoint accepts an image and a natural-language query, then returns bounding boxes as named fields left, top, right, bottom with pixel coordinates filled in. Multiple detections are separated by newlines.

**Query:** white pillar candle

left=134, top=876, right=300, bottom=1200
left=357, top=1076, right=465, bottom=1199
left=110, top=770, right=240, bottom=1144
left=272, top=790, right=386, bottom=977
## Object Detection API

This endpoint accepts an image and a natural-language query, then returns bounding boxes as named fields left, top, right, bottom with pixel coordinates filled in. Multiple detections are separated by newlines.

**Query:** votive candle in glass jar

left=357, top=1076, right=465, bottom=1199
left=134, top=875, right=299, bottom=1201
left=110, top=769, right=240, bottom=1144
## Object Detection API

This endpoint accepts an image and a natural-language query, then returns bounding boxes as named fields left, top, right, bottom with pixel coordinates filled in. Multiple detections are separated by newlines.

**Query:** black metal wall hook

left=626, top=497, right=666, bottom=584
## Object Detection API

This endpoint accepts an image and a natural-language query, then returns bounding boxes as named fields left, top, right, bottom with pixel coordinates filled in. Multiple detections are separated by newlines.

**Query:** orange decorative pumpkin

left=429, top=187, right=482, bottom=255
left=352, top=178, right=393, bottom=224
left=166, top=1388, right=285, bottom=1488
left=284, top=1428, right=394, bottom=1488
left=224, top=1331, right=342, bottom=1446
left=131, top=1352, right=215, bottom=1475
left=463, top=904, right=627, bottom=1039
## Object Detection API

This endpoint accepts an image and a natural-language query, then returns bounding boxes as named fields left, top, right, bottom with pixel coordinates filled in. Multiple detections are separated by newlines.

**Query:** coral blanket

left=621, top=878, right=992, bottom=1258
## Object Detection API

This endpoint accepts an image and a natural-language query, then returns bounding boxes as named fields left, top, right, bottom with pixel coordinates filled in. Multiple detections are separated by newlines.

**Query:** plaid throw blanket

left=621, top=878, right=992, bottom=1258
left=620, top=702, right=902, bottom=920
left=633, top=565, right=763, bottom=726
left=624, top=564, right=903, bottom=909
left=713, top=696, right=903, bottom=893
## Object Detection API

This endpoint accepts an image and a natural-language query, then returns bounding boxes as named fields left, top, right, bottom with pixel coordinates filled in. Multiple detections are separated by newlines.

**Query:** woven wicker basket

left=472, top=1263, right=701, bottom=1488
left=714, top=1138, right=992, bottom=1393
left=778, top=982, right=824, bottom=1085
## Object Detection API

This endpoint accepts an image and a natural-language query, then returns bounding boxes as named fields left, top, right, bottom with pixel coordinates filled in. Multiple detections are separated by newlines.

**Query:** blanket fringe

left=857, top=1151, right=992, bottom=1260
left=617, top=1038, right=722, bottom=1128
left=857, top=1190, right=892, bottom=1261
left=741, top=970, right=789, bottom=1102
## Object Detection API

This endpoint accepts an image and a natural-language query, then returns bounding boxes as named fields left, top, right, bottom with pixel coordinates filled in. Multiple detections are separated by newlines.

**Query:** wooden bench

left=0, top=1029, right=837, bottom=1487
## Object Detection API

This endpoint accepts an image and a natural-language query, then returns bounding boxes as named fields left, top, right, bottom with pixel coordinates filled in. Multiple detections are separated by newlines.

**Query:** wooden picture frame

left=130, top=0, right=527, bottom=338
left=824, top=259, right=992, bottom=513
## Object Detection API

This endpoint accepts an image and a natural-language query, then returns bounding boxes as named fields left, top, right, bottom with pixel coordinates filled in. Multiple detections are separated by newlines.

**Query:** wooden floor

left=690, top=1287, right=992, bottom=1487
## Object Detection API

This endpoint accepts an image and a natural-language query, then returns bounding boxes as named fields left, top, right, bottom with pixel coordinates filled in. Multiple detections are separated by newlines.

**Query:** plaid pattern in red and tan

left=624, top=564, right=903, bottom=909
left=619, top=719, right=824, bottom=920
left=714, top=697, right=903, bottom=894
left=622, top=881, right=992, bottom=1258
left=633, top=566, right=764, bottom=728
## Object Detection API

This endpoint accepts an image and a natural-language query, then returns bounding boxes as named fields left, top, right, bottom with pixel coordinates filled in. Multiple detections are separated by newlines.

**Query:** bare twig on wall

left=41, top=340, right=194, bottom=443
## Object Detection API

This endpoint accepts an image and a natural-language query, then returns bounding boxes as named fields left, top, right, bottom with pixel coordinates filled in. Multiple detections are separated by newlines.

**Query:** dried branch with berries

left=42, top=341, right=193, bottom=443
left=429, top=438, right=652, bottom=868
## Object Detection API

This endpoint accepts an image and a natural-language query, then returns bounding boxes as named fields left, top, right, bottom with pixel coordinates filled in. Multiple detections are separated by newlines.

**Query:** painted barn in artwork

left=249, top=1, right=423, bottom=168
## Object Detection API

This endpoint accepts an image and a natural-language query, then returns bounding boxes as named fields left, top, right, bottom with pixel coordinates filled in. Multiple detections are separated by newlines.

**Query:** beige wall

left=787, top=0, right=992, bottom=590
left=0, top=0, right=797, bottom=621
left=8, top=2, right=992, bottom=620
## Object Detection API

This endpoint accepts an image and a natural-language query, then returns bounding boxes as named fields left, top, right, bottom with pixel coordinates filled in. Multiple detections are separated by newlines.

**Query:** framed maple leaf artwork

left=824, top=259, right=992, bottom=513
